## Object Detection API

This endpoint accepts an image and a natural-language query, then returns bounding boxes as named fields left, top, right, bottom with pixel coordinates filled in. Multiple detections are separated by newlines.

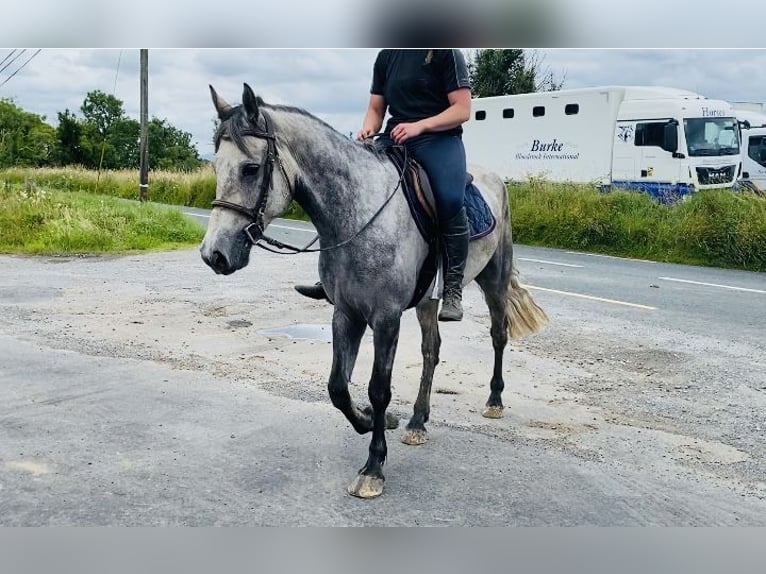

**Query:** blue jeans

left=379, top=133, right=467, bottom=222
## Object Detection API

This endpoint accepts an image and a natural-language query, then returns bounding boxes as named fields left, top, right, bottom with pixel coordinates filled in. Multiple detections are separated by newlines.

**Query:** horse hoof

left=347, top=475, right=385, bottom=499
left=482, top=405, right=504, bottom=419
left=401, top=428, right=428, bottom=445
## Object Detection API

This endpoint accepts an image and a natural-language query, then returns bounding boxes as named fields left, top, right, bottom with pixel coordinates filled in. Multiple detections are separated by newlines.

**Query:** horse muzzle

left=201, top=248, right=238, bottom=275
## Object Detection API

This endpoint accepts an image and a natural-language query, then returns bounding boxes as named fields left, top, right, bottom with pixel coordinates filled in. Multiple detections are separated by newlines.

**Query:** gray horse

left=200, top=83, right=549, bottom=499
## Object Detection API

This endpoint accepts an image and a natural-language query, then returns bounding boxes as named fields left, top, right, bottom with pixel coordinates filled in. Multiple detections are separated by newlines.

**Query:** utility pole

left=139, top=49, right=149, bottom=201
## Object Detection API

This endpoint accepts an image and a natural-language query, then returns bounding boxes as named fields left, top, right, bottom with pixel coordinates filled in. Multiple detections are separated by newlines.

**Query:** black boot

left=294, top=281, right=329, bottom=301
left=438, top=207, right=469, bottom=322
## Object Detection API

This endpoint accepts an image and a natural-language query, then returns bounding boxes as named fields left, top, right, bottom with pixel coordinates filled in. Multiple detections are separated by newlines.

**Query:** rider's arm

left=419, top=87, right=472, bottom=133
left=357, top=94, right=386, bottom=140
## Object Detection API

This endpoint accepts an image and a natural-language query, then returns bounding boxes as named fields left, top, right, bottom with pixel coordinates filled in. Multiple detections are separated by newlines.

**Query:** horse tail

left=505, top=262, right=549, bottom=341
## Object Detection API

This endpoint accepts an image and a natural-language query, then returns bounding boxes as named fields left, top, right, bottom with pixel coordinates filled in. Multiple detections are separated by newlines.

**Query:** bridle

left=210, top=114, right=404, bottom=255
left=210, top=114, right=292, bottom=250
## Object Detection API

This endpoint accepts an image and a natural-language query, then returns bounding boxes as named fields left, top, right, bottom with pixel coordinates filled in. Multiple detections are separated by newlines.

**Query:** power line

left=95, top=50, right=124, bottom=193
left=0, top=48, right=26, bottom=77
left=0, top=49, right=41, bottom=89
left=0, top=49, right=17, bottom=68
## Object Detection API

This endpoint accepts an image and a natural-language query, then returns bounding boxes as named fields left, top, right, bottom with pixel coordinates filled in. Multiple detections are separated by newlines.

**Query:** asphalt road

left=1, top=209, right=764, bottom=525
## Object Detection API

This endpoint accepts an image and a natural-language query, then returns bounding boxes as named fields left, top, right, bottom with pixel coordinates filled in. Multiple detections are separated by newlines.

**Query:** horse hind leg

left=476, top=273, right=509, bottom=419
left=476, top=232, right=549, bottom=419
left=401, top=298, right=441, bottom=446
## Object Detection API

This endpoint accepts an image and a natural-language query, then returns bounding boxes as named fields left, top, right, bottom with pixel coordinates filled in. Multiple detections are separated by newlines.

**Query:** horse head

left=201, top=83, right=295, bottom=275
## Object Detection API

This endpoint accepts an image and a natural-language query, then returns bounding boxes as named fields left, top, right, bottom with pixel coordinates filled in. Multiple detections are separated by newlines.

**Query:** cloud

left=3, top=49, right=766, bottom=160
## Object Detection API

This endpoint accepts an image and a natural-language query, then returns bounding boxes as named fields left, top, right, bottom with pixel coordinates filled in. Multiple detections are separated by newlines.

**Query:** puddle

left=258, top=323, right=333, bottom=343
left=0, top=286, right=63, bottom=304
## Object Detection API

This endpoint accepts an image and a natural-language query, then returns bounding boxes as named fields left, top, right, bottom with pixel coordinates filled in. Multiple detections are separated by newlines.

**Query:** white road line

left=565, top=251, right=657, bottom=264
left=182, top=212, right=316, bottom=234
left=518, top=257, right=583, bottom=268
left=527, top=285, right=657, bottom=310
left=658, top=277, right=766, bottom=294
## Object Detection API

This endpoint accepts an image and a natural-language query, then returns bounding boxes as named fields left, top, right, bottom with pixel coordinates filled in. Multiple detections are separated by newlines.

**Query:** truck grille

left=695, top=165, right=736, bottom=185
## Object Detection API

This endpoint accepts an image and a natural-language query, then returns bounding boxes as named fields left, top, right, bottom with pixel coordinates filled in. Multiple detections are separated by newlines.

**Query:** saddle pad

left=464, top=183, right=496, bottom=240
left=402, top=180, right=497, bottom=243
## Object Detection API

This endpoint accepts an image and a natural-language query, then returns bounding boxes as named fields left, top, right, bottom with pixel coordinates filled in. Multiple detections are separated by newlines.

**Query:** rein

left=211, top=121, right=406, bottom=255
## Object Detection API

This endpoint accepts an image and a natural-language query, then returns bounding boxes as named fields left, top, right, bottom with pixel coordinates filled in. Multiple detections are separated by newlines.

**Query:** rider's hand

left=390, top=121, right=425, bottom=144
left=356, top=127, right=377, bottom=141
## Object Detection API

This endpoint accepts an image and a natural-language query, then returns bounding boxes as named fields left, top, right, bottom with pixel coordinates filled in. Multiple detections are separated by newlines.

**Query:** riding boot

left=438, top=207, right=470, bottom=322
left=294, top=281, right=329, bottom=301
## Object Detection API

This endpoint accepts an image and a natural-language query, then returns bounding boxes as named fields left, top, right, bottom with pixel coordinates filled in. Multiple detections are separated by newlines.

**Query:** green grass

left=509, top=180, right=766, bottom=271
left=4, top=167, right=766, bottom=271
left=0, top=182, right=204, bottom=255
left=1, top=166, right=217, bottom=209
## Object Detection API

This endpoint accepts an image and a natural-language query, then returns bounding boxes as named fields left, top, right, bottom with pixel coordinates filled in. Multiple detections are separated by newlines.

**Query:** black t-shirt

left=371, top=49, right=471, bottom=136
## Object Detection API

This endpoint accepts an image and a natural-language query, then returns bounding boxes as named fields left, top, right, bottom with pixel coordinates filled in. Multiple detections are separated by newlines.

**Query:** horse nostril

left=211, top=250, right=227, bottom=270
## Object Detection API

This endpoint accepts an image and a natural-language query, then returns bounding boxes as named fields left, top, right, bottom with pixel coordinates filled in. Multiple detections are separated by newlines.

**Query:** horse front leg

left=327, top=308, right=375, bottom=435
left=347, top=315, right=401, bottom=499
left=402, top=298, right=441, bottom=445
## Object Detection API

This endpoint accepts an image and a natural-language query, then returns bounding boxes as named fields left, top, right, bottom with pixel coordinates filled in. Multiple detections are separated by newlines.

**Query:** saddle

left=384, top=146, right=497, bottom=309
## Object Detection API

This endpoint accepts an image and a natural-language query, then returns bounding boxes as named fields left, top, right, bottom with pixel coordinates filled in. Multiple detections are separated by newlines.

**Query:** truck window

left=565, top=104, right=579, bottom=115
left=533, top=106, right=545, bottom=117
left=684, top=117, right=740, bottom=156
left=634, top=122, right=666, bottom=147
left=749, top=135, right=766, bottom=167
left=475, top=110, right=486, bottom=121
left=503, top=108, right=514, bottom=119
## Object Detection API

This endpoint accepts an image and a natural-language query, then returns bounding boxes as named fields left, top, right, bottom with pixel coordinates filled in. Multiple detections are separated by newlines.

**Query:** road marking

left=518, top=257, right=583, bottom=268
left=565, top=251, right=657, bottom=264
left=658, top=277, right=766, bottom=294
left=527, top=285, right=657, bottom=310
left=182, top=212, right=317, bottom=234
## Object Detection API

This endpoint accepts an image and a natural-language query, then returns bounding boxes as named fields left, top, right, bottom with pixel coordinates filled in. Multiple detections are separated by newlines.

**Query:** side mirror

left=662, top=121, right=679, bottom=154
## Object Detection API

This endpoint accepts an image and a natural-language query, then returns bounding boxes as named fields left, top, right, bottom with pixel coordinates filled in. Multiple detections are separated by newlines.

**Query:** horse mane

left=214, top=101, right=386, bottom=162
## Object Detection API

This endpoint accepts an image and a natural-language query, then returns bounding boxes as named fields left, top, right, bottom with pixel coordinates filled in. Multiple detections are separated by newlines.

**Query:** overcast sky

left=2, top=49, right=765, bottom=159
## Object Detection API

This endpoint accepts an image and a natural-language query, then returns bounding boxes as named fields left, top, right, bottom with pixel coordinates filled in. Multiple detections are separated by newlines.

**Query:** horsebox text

left=517, top=139, right=580, bottom=161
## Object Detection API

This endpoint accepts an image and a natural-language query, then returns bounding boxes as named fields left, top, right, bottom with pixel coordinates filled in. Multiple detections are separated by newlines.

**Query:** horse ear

left=242, top=83, right=261, bottom=124
left=209, top=85, right=232, bottom=119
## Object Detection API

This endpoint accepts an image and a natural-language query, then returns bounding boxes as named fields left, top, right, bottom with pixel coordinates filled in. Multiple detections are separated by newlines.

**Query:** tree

left=467, top=49, right=565, bottom=98
left=148, top=118, right=201, bottom=171
left=0, top=99, right=57, bottom=167
left=56, top=109, right=86, bottom=166
left=80, top=90, right=125, bottom=139
left=55, top=91, right=201, bottom=171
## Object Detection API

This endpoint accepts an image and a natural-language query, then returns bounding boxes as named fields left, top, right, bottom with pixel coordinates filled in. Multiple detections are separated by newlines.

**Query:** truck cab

left=613, top=92, right=741, bottom=199
left=740, top=125, right=766, bottom=193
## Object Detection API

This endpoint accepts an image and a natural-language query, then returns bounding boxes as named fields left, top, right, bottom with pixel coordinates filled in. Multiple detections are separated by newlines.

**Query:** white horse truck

left=462, top=86, right=743, bottom=202
left=732, top=103, right=766, bottom=194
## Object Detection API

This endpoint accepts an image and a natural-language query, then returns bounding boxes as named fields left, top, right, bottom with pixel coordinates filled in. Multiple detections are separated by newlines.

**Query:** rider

left=295, top=49, right=473, bottom=322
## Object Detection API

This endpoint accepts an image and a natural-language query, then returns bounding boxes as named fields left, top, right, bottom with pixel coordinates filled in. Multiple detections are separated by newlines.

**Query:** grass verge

left=509, top=180, right=766, bottom=271
left=4, top=167, right=766, bottom=271
left=0, top=183, right=204, bottom=255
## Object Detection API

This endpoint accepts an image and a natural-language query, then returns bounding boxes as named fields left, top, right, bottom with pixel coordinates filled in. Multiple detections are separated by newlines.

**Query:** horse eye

left=242, top=163, right=260, bottom=178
